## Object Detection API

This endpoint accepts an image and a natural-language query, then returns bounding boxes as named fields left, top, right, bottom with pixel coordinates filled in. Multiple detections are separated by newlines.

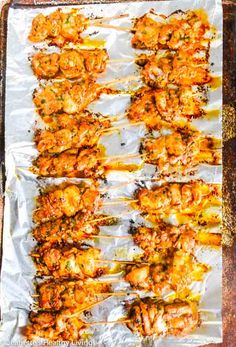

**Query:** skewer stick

left=93, top=23, right=132, bottom=31
left=66, top=297, right=110, bottom=318
left=86, top=318, right=131, bottom=326
left=201, top=321, right=221, bottom=325
left=100, top=113, right=128, bottom=122
left=103, top=75, right=140, bottom=87
left=96, top=291, right=138, bottom=297
left=87, top=318, right=221, bottom=327
left=99, top=152, right=142, bottom=162
left=99, top=121, right=144, bottom=134
left=32, top=291, right=137, bottom=300
left=30, top=253, right=145, bottom=264
left=31, top=253, right=40, bottom=258
left=90, top=14, right=129, bottom=24
left=91, top=234, right=131, bottom=240
left=99, top=181, right=136, bottom=194
left=95, top=259, right=148, bottom=265
left=102, top=199, right=138, bottom=206
left=85, top=212, right=130, bottom=224
left=109, top=58, right=134, bottom=64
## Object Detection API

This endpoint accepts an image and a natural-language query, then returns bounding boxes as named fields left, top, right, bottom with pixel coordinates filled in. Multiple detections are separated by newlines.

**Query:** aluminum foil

left=1, top=0, right=222, bottom=346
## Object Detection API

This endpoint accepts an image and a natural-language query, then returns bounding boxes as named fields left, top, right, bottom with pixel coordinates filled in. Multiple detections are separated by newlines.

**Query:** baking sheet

left=1, top=0, right=222, bottom=346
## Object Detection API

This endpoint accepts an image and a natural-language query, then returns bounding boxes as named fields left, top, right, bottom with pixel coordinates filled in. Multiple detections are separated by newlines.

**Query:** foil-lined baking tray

left=0, top=0, right=226, bottom=346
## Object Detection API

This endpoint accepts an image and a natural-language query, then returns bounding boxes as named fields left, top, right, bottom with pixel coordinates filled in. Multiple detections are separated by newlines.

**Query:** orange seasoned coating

left=127, top=298, right=200, bottom=337
left=40, top=111, right=111, bottom=132
left=32, top=147, right=103, bottom=178
left=32, top=49, right=108, bottom=79
left=133, top=224, right=221, bottom=257
left=33, top=243, right=105, bottom=279
left=28, top=9, right=88, bottom=46
left=136, top=181, right=221, bottom=217
left=133, top=224, right=197, bottom=256
left=23, top=310, right=86, bottom=341
left=24, top=298, right=200, bottom=341
left=125, top=250, right=209, bottom=295
left=32, top=211, right=117, bottom=244
left=32, top=212, right=97, bottom=243
left=32, top=133, right=221, bottom=179
left=37, top=279, right=110, bottom=311
left=34, top=114, right=110, bottom=154
left=127, top=87, right=204, bottom=130
left=137, top=50, right=211, bottom=88
left=33, top=184, right=100, bottom=223
left=141, top=131, right=221, bottom=174
left=33, top=80, right=112, bottom=116
left=132, top=9, right=211, bottom=51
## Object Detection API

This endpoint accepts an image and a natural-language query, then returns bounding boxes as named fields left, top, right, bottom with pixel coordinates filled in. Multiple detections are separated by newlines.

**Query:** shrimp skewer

left=127, top=86, right=206, bottom=130
left=140, top=131, right=221, bottom=175
left=32, top=279, right=137, bottom=312
left=31, top=46, right=212, bottom=88
left=125, top=250, right=209, bottom=295
left=31, top=49, right=109, bottom=80
left=135, top=181, right=221, bottom=221
left=31, top=242, right=148, bottom=279
left=132, top=224, right=221, bottom=258
left=32, top=213, right=221, bottom=252
left=28, top=10, right=127, bottom=47
left=33, top=75, right=138, bottom=116
left=23, top=298, right=201, bottom=341
left=32, top=130, right=221, bottom=178
left=33, top=279, right=111, bottom=311
left=32, top=212, right=118, bottom=244
left=32, top=183, right=100, bottom=224
left=34, top=113, right=111, bottom=154
left=131, top=9, right=213, bottom=51
left=33, top=79, right=114, bottom=116
left=136, top=50, right=212, bottom=88
left=32, top=181, right=221, bottom=225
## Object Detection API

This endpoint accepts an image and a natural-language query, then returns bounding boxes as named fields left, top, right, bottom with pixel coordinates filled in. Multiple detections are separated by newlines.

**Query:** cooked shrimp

left=32, top=49, right=108, bottom=79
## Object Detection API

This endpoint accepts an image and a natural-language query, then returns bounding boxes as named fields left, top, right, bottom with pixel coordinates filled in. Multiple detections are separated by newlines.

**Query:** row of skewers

left=26, top=179, right=222, bottom=341
left=27, top=8, right=222, bottom=179
left=23, top=7, right=222, bottom=343
left=29, top=50, right=221, bottom=178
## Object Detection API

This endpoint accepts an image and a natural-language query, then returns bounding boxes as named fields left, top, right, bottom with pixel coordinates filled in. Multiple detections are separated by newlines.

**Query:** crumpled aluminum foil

left=1, top=0, right=222, bottom=346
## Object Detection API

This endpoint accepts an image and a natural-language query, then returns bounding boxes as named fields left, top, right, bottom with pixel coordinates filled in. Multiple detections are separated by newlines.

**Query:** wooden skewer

left=99, top=121, right=144, bottom=135
left=102, top=199, right=138, bottom=206
left=95, top=259, right=148, bottom=265
left=109, top=57, right=134, bottom=64
left=99, top=113, right=128, bottom=122
left=85, top=278, right=126, bottom=285
left=96, top=291, right=138, bottom=297
left=31, top=253, right=41, bottom=258
left=30, top=253, right=145, bottom=264
left=90, top=14, right=129, bottom=24
left=86, top=318, right=131, bottom=326
left=102, top=75, right=140, bottom=87
left=32, top=291, right=138, bottom=300
left=66, top=297, right=110, bottom=318
left=201, top=321, right=221, bottom=325
left=40, top=74, right=140, bottom=89
left=99, top=181, right=137, bottom=194
left=99, top=152, right=143, bottom=162
left=93, top=23, right=132, bottom=31
left=91, top=234, right=131, bottom=240
left=101, top=153, right=141, bottom=161
left=85, top=214, right=124, bottom=224
left=87, top=318, right=221, bottom=327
